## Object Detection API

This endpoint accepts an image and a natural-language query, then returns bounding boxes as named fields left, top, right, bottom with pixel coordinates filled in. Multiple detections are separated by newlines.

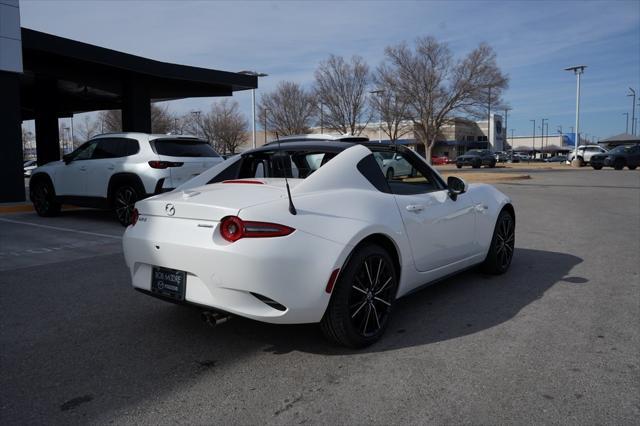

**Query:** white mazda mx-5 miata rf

left=123, top=141, right=515, bottom=348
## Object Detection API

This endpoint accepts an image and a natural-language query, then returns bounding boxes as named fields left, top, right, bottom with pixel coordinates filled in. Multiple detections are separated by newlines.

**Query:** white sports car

left=123, top=141, right=515, bottom=348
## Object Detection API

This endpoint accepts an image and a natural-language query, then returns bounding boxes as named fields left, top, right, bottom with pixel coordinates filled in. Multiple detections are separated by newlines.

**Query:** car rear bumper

left=122, top=215, right=347, bottom=324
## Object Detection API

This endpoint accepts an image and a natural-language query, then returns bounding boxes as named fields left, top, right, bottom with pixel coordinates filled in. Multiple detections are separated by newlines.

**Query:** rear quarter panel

left=467, top=183, right=513, bottom=254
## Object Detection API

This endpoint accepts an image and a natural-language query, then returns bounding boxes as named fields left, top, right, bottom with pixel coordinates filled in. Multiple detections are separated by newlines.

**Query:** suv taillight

left=148, top=161, right=184, bottom=169
left=130, top=208, right=139, bottom=226
left=219, top=216, right=294, bottom=242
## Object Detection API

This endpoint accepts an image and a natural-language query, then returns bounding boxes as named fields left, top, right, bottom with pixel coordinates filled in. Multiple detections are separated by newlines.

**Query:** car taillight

left=148, top=161, right=184, bottom=169
left=130, top=208, right=139, bottom=226
left=219, top=216, right=294, bottom=242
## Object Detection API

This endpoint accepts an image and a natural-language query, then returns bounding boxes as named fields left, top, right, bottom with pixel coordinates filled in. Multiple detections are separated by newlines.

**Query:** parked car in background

left=374, top=151, right=414, bottom=179
left=514, top=153, right=530, bottom=161
left=506, top=152, right=520, bottom=163
left=123, top=141, right=515, bottom=347
left=494, top=151, right=509, bottom=162
left=590, top=145, right=640, bottom=170
left=456, top=149, right=497, bottom=168
left=566, top=145, right=608, bottom=165
left=431, top=155, right=449, bottom=165
left=544, top=155, right=568, bottom=163
left=23, top=159, right=37, bottom=177
left=29, top=133, right=224, bottom=226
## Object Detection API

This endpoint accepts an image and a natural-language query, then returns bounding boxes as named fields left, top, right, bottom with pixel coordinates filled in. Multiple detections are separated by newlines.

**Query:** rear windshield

left=151, top=139, right=220, bottom=158
left=238, top=151, right=337, bottom=179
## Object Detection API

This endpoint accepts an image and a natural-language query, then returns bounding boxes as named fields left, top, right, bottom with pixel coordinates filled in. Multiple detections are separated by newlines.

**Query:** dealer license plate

left=151, top=266, right=186, bottom=301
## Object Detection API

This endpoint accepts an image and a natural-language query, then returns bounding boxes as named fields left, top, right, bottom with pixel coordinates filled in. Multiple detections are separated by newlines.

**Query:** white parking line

left=0, top=217, right=123, bottom=240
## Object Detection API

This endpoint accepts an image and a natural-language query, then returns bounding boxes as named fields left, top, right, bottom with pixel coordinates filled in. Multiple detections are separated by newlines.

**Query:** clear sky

left=19, top=0, right=640, bottom=141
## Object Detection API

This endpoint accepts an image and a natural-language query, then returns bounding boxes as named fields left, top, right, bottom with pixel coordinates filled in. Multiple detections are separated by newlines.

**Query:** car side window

left=92, top=138, right=140, bottom=159
left=376, top=150, right=445, bottom=195
left=71, top=141, right=98, bottom=161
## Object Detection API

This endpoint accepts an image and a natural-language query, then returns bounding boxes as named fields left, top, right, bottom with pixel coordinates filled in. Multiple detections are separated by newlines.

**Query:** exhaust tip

left=201, top=311, right=231, bottom=328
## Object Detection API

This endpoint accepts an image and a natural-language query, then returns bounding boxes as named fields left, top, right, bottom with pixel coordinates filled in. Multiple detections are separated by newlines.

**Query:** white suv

left=30, top=133, right=223, bottom=225
left=567, top=145, right=608, bottom=165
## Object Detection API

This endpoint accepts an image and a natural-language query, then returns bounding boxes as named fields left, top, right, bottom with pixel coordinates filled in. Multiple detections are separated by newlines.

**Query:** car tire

left=113, top=184, right=140, bottom=226
left=614, top=159, right=625, bottom=170
left=481, top=209, right=515, bottom=275
left=456, top=164, right=462, bottom=169
left=592, top=164, right=603, bottom=170
left=629, top=166, right=637, bottom=170
left=320, top=243, right=398, bottom=348
left=489, top=161, right=496, bottom=168
left=472, top=162, right=481, bottom=169
left=386, top=168, right=394, bottom=180
left=31, top=179, right=61, bottom=217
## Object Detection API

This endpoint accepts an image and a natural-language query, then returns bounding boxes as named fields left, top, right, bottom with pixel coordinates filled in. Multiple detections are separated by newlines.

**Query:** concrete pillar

left=121, top=74, right=151, bottom=132
left=0, top=70, right=26, bottom=202
left=34, top=77, right=60, bottom=166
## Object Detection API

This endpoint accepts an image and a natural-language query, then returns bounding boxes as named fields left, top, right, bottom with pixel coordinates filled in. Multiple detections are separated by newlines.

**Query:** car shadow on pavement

left=229, top=247, right=584, bottom=355
left=0, top=248, right=583, bottom=422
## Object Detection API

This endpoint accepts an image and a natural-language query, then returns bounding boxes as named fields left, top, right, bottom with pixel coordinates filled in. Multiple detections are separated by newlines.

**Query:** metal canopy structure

left=19, top=29, right=257, bottom=120
left=0, top=28, right=258, bottom=202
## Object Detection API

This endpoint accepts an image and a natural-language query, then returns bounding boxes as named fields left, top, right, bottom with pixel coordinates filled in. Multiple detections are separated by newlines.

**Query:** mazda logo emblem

left=165, top=204, right=175, bottom=216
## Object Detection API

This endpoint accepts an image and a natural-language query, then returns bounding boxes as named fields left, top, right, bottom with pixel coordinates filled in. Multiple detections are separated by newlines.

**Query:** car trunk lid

left=138, top=179, right=301, bottom=221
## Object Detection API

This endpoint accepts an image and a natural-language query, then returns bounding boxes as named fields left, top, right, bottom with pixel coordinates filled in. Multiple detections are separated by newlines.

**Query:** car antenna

left=277, top=138, right=297, bottom=215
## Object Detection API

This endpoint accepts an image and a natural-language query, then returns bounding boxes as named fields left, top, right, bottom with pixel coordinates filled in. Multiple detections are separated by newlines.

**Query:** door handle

left=107, top=165, right=115, bottom=170
left=475, top=204, right=488, bottom=212
left=406, top=204, right=425, bottom=212
left=79, top=166, right=87, bottom=171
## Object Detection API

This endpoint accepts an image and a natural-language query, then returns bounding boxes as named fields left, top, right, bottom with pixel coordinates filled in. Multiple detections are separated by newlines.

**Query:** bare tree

left=258, top=81, right=316, bottom=136
left=150, top=104, right=174, bottom=134
left=314, top=55, right=370, bottom=135
left=210, top=99, right=248, bottom=154
left=370, top=63, right=412, bottom=142
left=75, top=115, right=100, bottom=142
left=97, top=104, right=175, bottom=134
left=383, top=37, right=508, bottom=160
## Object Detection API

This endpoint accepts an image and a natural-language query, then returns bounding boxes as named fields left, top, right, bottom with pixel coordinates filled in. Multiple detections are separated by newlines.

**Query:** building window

left=478, top=136, right=488, bottom=142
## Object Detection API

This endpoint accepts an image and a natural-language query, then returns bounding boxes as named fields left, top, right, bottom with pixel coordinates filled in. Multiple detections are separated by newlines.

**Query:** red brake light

left=130, top=208, right=139, bottom=226
left=148, top=161, right=184, bottom=169
left=219, top=216, right=294, bottom=242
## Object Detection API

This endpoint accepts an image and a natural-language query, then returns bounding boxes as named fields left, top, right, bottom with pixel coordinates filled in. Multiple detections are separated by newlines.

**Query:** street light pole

left=630, top=89, right=636, bottom=135
left=565, top=65, right=586, bottom=166
left=541, top=118, right=547, bottom=159
left=530, top=119, right=536, bottom=161
left=503, top=107, right=511, bottom=151
left=623, top=112, right=629, bottom=133
left=238, top=71, right=268, bottom=148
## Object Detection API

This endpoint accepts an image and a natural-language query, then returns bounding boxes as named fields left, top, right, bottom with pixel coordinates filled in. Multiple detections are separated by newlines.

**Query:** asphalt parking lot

left=1, top=169, right=639, bottom=425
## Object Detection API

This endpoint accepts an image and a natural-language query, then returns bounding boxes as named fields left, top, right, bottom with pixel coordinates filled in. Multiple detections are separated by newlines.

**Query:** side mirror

left=447, top=176, right=468, bottom=201
left=63, top=154, right=72, bottom=164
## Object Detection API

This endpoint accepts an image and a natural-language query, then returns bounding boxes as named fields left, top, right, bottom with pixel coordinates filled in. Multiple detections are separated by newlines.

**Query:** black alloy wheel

left=32, top=180, right=61, bottom=217
left=348, top=254, right=396, bottom=338
left=482, top=209, right=515, bottom=275
left=113, top=185, right=138, bottom=226
left=321, top=244, right=398, bottom=348
left=629, top=165, right=637, bottom=170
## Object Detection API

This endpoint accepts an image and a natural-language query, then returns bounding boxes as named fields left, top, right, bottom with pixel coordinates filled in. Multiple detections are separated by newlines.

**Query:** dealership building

left=0, top=0, right=256, bottom=203
left=357, top=114, right=507, bottom=158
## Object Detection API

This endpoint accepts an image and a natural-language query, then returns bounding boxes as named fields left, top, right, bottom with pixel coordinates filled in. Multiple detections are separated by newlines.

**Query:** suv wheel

left=32, top=179, right=61, bottom=217
left=113, top=184, right=139, bottom=226
left=592, top=164, right=603, bottom=170
left=613, top=159, right=625, bottom=170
